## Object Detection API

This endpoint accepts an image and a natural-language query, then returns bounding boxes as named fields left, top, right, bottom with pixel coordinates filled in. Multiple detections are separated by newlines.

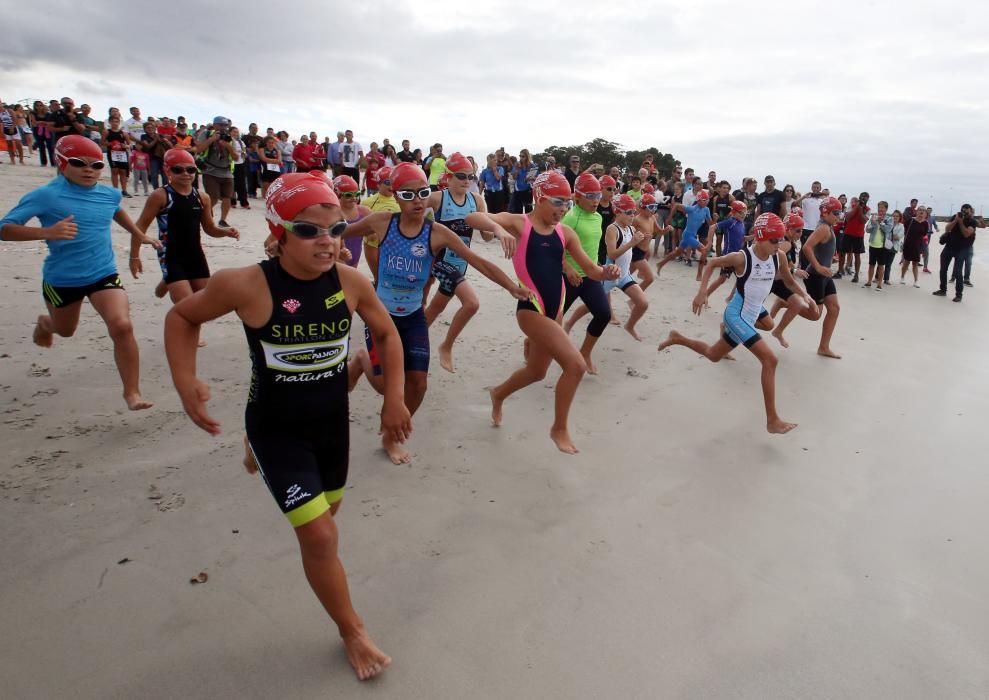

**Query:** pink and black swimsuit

left=513, top=214, right=566, bottom=320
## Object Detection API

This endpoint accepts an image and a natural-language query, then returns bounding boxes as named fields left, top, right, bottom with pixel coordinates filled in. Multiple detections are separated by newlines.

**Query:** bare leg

left=654, top=247, right=683, bottom=277
left=563, top=302, right=590, bottom=334
left=623, top=284, right=648, bottom=340
left=33, top=299, right=84, bottom=348
left=89, top=289, right=152, bottom=410
left=380, top=371, right=426, bottom=464
left=490, top=310, right=587, bottom=454
left=875, top=265, right=885, bottom=288
left=295, top=508, right=391, bottom=681
left=658, top=329, right=734, bottom=361
left=577, top=333, right=601, bottom=375
left=817, top=295, right=841, bottom=359
left=748, top=339, right=797, bottom=433
left=436, top=282, right=478, bottom=373
left=632, top=260, right=655, bottom=291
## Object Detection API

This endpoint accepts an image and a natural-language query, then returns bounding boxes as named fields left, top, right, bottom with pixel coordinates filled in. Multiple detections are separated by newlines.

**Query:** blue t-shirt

left=479, top=166, right=504, bottom=193
left=513, top=165, right=534, bottom=192
left=0, top=176, right=122, bottom=286
left=682, top=203, right=712, bottom=241
left=717, top=217, right=746, bottom=255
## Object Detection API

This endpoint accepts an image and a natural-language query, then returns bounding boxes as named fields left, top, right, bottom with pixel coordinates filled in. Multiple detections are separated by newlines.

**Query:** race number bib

left=110, top=150, right=128, bottom=163
left=266, top=163, right=281, bottom=172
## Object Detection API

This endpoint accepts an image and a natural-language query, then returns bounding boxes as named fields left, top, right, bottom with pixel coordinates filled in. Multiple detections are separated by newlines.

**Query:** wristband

left=129, top=257, right=141, bottom=260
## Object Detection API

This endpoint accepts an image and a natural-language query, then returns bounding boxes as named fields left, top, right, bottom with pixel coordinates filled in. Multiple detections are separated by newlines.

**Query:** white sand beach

left=1, top=163, right=988, bottom=699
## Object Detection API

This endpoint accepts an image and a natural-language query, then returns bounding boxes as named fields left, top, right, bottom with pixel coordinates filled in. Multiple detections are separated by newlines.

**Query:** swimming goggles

left=283, top=220, right=348, bottom=239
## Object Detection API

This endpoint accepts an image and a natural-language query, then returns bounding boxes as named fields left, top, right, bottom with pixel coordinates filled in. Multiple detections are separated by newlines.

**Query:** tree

left=532, top=138, right=680, bottom=177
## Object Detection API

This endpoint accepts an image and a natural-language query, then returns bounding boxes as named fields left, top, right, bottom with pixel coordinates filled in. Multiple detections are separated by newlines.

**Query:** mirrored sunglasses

left=283, top=220, right=348, bottom=239
left=395, top=187, right=432, bottom=201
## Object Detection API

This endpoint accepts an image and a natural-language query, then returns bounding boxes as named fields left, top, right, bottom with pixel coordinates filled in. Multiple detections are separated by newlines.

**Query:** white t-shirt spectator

left=123, top=117, right=144, bottom=142
left=340, top=141, right=363, bottom=168
left=801, top=194, right=824, bottom=231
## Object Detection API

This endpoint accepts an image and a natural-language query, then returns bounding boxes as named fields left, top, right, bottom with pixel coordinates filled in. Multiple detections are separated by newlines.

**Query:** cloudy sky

left=4, top=0, right=988, bottom=214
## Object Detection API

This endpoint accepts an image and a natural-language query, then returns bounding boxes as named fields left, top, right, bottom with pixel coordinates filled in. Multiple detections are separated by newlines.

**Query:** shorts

left=868, top=246, right=887, bottom=266
left=722, top=295, right=765, bottom=349
left=4, top=129, right=22, bottom=142
left=365, top=307, right=429, bottom=376
left=841, top=235, right=865, bottom=254
left=671, top=213, right=686, bottom=229
left=202, top=173, right=234, bottom=200
left=771, top=279, right=793, bottom=301
left=42, top=273, right=123, bottom=309
left=680, top=235, right=702, bottom=250
left=159, top=244, right=210, bottom=284
left=246, top=420, right=349, bottom=528
left=804, top=272, right=837, bottom=304
left=631, top=247, right=646, bottom=263
left=260, top=168, right=281, bottom=183
left=604, top=273, right=637, bottom=294
left=107, top=152, right=130, bottom=172
left=431, top=257, right=467, bottom=296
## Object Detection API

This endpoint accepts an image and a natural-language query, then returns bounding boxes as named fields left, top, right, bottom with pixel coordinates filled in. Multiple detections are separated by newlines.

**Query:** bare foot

left=562, top=318, right=575, bottom=334
left=197, top=339, right=207, bottom=348
left=438, top=342, right=455, bottom=373
left=242, top=435, right=257, bottom=474
left=33, top=315, right=54, bottom=348
left=657, top=330, right=683, bottom=352
left=154, top=279, right=168, bottom=299
left=767, top=419, right=798, bottom=434
left=342, top=631, right=392, bottom=681
left=624, top=322, right=642, bottom=341
left=383, top=435, right=411, bottom=464
left=550, top=427, right=579, bottom=454
left=771, top=329, right=790, bottom=348
left=124, top=393, right=153, bottom=411
left=654, top=264, right=663, bottom=278
left=489, top=388, right=503, bottom=427
left=817, top=347, right=842, bottom=359
left=582, top=355, right=598, bottom=375
left=609, top=314, right=621, bottom=326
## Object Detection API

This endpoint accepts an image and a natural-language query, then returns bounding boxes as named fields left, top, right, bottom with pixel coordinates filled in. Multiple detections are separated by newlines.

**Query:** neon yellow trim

left=324, top=487, right=345, bottom=505
left=286, top=493, right=330, bottom=528
left=44, top=282, right=62, bottom=306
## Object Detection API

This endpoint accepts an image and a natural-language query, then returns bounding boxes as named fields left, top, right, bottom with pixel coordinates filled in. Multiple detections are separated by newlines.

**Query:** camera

left=219, top=133, right=232, bottom=142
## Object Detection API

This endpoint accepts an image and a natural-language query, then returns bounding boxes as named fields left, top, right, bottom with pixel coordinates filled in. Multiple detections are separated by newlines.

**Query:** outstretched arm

left=165, top=268, right=256, bottom=434
left=563, top=226, right=618, bottom=282
left=432, top=224, right=528, bottom=299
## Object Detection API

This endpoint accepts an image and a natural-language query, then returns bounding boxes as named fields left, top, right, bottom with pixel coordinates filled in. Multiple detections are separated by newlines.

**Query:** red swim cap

left=752, top=213, right=786, bottom=241
left=390, top=162, right=428, bottom=191
left=438, top=172, right=450, bottom=190
left=599, top=175, right=617, bottom=188
left=265, top=172, right=340, bottom=240
left=639, top=193, right=657, bottom=208
left=332, top=174, right=359, bottom=193
left=533, top=171, right=572, bottom=201
left=163, top=148, right=195, bottom=170
left=790, top=206, right=804, bottom=218
left=642, top=183, right=656, bottom=194
left=54, top=135, right=103, bottom=170
left=613, top=194, right=637, bottom=211
left=784, top=213, right=805, bottom=230
left=730, top=200, right=747, bottom=215
left=574, top=172, right=601, bottom=195
left=820, top=196, right=842, bottom=215
left=376, top=166, right=393, bottom=185
left=445, top=152, right=471, bottom=173
left=695, top=190, right=710, bottom=204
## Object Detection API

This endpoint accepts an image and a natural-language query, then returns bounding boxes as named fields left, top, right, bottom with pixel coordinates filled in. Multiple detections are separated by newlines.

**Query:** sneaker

left=230, top=202, right=237, bottom=209
left=964, top=280, right=973, bottom=287
left=122, top=191, right=133, bottom=198
left=932, top=289, right=947, bottom=296
left=686, top=259, right=693, bottom=267
left=242, top=203, right=251, bottom=210
left=218, top=219, right=229, bottom=227
left=913, top=283, right=921, bottom=288
left=923, top=267, right=931, bottom=274
left=852, top=274, right=859, bottom=283
left=900, top=279, right=906, bottom=285
left=875, top=285, right=883, bottom=291
left=953, top=295, right=962, bottom=302
left=863, top=282, right=871, bottom=287
left=834, top=272, right=844, bottom=279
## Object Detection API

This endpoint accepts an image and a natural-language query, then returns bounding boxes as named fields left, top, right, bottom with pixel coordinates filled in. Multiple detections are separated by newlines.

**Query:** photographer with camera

left=933, top=204, right=985, bottom=302
left=194, top=116, right=236, bottom=226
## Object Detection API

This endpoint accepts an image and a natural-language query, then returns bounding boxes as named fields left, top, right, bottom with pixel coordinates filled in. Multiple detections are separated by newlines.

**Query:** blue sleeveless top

left=376, top=214, right=434, bottom=316
left=436, top=190, right=477, bottom=272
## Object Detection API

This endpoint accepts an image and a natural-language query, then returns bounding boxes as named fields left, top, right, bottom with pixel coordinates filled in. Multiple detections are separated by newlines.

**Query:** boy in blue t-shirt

left=704, top=199, right=749, bottom=298
left=655, top=189, right=714, bottom=277
left=0, top=136, right=161, bottom=411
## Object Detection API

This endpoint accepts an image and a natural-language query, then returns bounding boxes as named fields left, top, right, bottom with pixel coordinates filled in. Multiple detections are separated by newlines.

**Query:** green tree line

left=533, top=138, right=680, bottom=177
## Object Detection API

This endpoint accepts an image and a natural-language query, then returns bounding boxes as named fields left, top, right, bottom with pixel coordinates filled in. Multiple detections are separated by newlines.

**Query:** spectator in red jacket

left=292, top=135, right=315, bottom=173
